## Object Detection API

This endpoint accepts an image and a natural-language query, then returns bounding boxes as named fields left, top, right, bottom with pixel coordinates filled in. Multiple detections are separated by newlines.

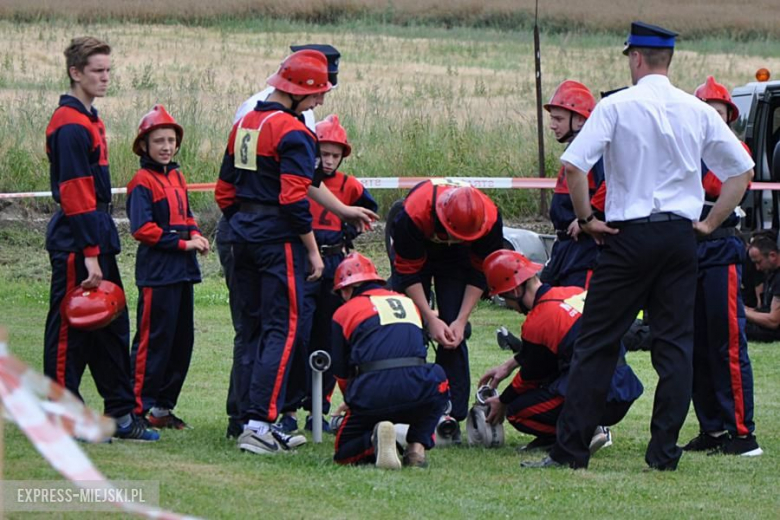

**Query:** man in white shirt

left=523, top=22, right=754, bottom=471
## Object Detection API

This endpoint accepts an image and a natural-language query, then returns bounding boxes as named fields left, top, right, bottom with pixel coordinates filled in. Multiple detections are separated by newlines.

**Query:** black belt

left=609, top=212, right=689, bottom=228
left=238, top=202, right=281, bottom=215
left=555, top=230, right=570, bottom=241
left=697, top=227, right=736, bottom=242
left=320, top=243, right=344, bottom=256
left=355, top=357, right=426, bottom=376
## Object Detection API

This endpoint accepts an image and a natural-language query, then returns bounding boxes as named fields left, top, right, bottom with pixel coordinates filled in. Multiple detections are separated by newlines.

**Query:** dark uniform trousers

left=550, top=219, right=697, bottom=470
left=43, top=251, right=135, bottom=418
left=233, top=240, right=306, bottom=423
left=334, top=385, right=447, bottom=465
left=392, top=243, right=472, bottom=421
left=130, top=282, right=194, bottom=415
left=540, top=234, right=598, bottom=288
left=693, top=237, right=754, bottom=436
left=216, top=218, right=244, bottom=421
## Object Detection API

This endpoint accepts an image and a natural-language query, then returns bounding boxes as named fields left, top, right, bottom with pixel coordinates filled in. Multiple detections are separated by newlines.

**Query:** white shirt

left=561, top=74, right=755, bottom=222
left=233, top=86, right=316, bottom=131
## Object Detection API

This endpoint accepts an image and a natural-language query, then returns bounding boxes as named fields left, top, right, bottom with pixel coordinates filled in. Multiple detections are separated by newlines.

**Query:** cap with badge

left=623, top=21, right=678, bottom=55
left=290, top=44, right=340, bottom=87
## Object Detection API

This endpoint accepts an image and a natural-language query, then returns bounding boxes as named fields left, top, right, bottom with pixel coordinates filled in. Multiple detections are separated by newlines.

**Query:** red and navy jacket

left=45, top=95, right=120, bottom=256
left=215, top=101, right=317, bottom=244
left=391, top=180, right=504, bottom=291
left=126, top=157, right=202, bottom=287
left=499, top=285, right=642, bottom=404
left=700, top=141, right=752, bottom=229
left=332, top=283, right=448, bottom=411
left=550, top=158, right=605, bottom=231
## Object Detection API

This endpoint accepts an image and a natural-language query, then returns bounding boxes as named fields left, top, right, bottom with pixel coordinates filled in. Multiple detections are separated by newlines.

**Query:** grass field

left=0, top=224, right=779, bottom=519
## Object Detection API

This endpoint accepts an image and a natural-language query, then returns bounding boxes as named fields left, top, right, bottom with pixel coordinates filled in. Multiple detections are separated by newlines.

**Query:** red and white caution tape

left=0, top=340, right=198, bottom=519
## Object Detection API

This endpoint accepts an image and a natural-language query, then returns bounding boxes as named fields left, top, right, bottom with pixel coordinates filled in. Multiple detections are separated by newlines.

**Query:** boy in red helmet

left=478, top=250, right=643, bottom=453
left=330, top=253, right=449, bottom=469
left=44, top=37, right=157, bottom=442
left=275, top=114, right=378, bottom=434
left=126, top=105, right=210, bottom=430
left=682, top=76, right=761, bottom=456
left=216, top=49, right=331, bottom=454
left=388, top=180, right=504, bottom=438
left=542, top=80, right=605, bottom=288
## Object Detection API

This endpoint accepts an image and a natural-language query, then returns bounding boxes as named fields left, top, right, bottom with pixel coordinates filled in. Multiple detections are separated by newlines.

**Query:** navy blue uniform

left=541, top=161, right=604, bottom=288
left=390, top=180, right=503, bottom=421
left=127, top=157, right=202, bottom=415
left=500, top=286, right=642, bottom=438
left=284, top=171, right=378, bottom=415
left=43, top=95, right=134, bottom=418
left=331, top=284, right=449, bottom=464
left=692, top=158, right=755, bottom=437
left=216, top=101, right=317, bottom=424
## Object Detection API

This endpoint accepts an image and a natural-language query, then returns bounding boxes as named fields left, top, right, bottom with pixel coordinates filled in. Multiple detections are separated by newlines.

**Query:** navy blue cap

left=290, top=44, right=340, bottom=73
left=623, top=22, right=677, bottom=55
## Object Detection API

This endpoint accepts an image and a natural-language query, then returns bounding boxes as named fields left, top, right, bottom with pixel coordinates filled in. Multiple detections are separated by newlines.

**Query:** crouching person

left=331, top=253, right=449, bottom=469
left=479, top=250, right=643, bottom=453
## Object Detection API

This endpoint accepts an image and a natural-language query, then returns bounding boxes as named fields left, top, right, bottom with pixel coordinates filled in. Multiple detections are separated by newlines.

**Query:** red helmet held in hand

left=694, top=76, right=739, bottom=123
left=61, top=281, right=127, bottom=331
left=333, top=252, right=385, bottom=291
left=316, top=114, right=351, bottom=157
left=132, top=104, right=183, bottom=156
left=267, top=49, right=332, bottom=96
left=484, top=250, right=543, bottom=296
left=435, top=186, right=489, bottom=242
left=544, top=80, right=596, bottom=119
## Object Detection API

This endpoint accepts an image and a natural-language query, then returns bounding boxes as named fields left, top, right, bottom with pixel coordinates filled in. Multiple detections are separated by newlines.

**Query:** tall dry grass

left=1, top=0, right=780, bottom=39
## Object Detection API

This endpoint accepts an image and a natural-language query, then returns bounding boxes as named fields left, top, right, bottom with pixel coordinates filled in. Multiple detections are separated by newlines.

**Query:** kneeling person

left=479, top=250, right=643, bottom=453
left=331, top=253, right=449, bottom=469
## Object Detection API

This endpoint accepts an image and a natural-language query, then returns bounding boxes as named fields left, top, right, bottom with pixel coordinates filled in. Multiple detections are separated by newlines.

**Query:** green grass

left=1, top=224, right=778, bottom=519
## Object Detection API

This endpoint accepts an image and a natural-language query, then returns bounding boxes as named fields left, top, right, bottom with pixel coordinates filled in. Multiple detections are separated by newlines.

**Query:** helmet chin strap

left=556, top=111, right=578, bottom=143
left=288, top=92, right=305, bottom=113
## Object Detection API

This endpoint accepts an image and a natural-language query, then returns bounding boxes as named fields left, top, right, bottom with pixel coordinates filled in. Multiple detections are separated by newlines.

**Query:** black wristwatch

left=577, top=214, right=595, bottom=227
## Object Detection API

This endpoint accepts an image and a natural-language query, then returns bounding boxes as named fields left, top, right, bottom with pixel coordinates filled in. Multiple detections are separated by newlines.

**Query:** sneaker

left=402, top=450, right=428, bottom=468
left=114, top=417, right=160, bottom=442
left=682, top=431, right=728, bottom=452
left=708, top=434, right=763, bottom=457
left=238, top=429, right=281, bottom=455
left=270, top=428, right=307, bottom=450
left=274, top=414, right=299, bottom=433
left=226, top=418, right=243, bottom=439
left=305, top=415, right=333, bottom=434
left=589, top=426, right=612, bottom=455
left=148, top=412, right=190, bottom=430
left=373, top=421, right=401, bottom=470
left=517, top=435, right=556, bottom=453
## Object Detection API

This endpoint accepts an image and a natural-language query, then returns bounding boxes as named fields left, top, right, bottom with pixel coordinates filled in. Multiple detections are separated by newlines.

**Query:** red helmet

left=267, top=49, right=332, bottom=96
left=132, top=104, right=183, bottom=156
left=333, top=252, right=385, bottom=290
left=544, top=80, right=596, bottom=119
left=435, top=186, right=489, bottom=242
left=484, top=250, right=543, bottom=296
left=316, top=114, right=351, bottom=157
left=61, top=281, right=127, bottom=331
left=694, top=76, right=739, bottom=123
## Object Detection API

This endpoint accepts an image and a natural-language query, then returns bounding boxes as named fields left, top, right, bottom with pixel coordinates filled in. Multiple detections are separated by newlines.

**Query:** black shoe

left=682, top=431, right=728, bottom=452
left=521, top=455, right=564, bottom=469
left=517, top=436, right=555, bottom=453
left=708, top=434, right=763, bottom=457
left=226, top=418, right=243, bottom=439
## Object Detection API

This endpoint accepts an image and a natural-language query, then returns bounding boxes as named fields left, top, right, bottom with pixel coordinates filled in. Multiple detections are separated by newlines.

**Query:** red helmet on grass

left=132, top=104, right=183, bottom=156
left=484, top=250, right=543, bottom=296
left=267, top=49, right=332, bottom=96
left=694, top=76, right=739, bottom=123
left=435, top=186, right=489, bottom=242
left=61, top=281, right=127, bottom=331
left=333, top=252, right=385, bottom=291
left=316, top=114, right=351, bottom=157
left=544, top=80, right=596, bottom=119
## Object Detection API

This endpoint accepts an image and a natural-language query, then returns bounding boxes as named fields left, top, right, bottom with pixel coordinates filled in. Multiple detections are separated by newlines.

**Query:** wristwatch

left=577, top=214, right=595, bottom=227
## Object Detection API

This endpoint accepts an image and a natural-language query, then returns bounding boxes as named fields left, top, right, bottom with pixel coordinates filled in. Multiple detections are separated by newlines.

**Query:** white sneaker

left=271, top=428, right=306, bottom=450
left=589, top=426, right=612, bottom=455
left=238, top=429, right=281, bottom=455
left=373, top=421, right=401, bottom=470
